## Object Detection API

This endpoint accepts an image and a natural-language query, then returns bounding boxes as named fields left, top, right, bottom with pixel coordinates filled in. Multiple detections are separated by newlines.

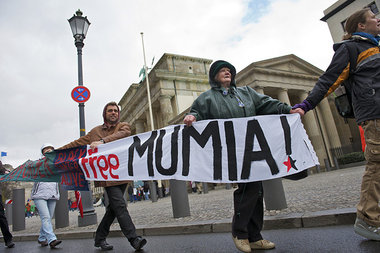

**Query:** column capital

left=159, top=94, right=172, bottom=101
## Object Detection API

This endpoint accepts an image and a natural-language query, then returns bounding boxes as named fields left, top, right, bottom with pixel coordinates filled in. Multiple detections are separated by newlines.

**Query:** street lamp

left=68, top=9, right=97, bottom=227
left=68, top=9, right=91, bottom=137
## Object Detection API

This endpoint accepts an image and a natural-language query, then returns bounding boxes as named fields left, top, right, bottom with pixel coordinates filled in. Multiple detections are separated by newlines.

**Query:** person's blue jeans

left=33, top=199, right=57, bottom=244
left=144, top=192, right=149, bottom=200
left=129, top=193, right=134, bottom=203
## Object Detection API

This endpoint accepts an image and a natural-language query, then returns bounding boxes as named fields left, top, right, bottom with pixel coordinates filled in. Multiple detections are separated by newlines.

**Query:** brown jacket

left=59, top=122, right=131, bottom=187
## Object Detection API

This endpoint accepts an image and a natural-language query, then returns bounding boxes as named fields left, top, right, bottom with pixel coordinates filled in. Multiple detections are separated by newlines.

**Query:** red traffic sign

left=71, top=86, right=91, bottom=103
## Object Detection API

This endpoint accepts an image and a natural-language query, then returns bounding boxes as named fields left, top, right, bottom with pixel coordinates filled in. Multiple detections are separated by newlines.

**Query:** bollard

left=12, top=188, right=25, bottom=231
left=157, top=180, right=164, bottom=198
left=202, top=182, right=208, bottom=194
left=55, top=186, right=69, bottom=228
left=5, top=202, right=12, bottom=226
left=324, top=158, right=331, bottom=172
left=78, top=190, right=97, bottom=227
left=333, top=156, right=340, bottom=170
left=262, top=178, right=287, bottom=210
left=170, top=179, right=190, bottom=218
left=149, top=181, right=158, bottom=202
left=225, top=183, right=232, bottom=190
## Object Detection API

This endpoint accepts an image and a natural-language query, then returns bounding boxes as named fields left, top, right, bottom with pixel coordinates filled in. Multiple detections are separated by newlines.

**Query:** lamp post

left=68, top=9, right=90, bottom=137
left=68, top=9, right=97, bottom=227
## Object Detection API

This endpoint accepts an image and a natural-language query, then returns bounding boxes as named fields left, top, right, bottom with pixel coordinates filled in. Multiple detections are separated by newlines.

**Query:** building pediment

left=237, top=54, right=323, bottom=81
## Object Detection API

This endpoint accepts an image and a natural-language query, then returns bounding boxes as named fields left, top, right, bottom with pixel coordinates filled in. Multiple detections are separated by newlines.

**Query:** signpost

left=71, top=86, right=91, bottom=103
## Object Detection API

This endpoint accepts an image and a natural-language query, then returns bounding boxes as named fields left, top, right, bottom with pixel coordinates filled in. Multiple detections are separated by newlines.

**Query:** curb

left=9, top=208, right=356, bottom=242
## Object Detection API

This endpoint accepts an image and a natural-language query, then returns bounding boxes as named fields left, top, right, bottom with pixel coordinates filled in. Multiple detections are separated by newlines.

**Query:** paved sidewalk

left=9, top=165, right=364, bottom=241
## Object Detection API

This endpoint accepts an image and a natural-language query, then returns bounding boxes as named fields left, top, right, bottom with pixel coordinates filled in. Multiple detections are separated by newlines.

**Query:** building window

left=367, top=2, right=379, bottom=14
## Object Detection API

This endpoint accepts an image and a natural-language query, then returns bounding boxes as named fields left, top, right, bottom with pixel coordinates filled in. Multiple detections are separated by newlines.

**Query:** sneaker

left=250, top=239, right=275, bottom=250
left=131, top=236, right=147, bottom=250
left=49, top=240, right=62, bottom=249
left=232, top=236, right=251, bottom=253
left=5, top=240, right=15, bottom=248
left=38, top=240, right=48, bottom=247
left=354, top=217, right=380, bottom=241
left=94, top=240, right=113, bottom=251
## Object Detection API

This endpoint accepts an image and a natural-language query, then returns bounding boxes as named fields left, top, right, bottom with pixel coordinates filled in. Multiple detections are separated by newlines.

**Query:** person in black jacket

left=127, top=184, right=134, bottom=203
left=293, top=8, right=380, bottom=241
left=0, top=161, right=15, bottom=248
left=143, top=181, right=149, bottom=200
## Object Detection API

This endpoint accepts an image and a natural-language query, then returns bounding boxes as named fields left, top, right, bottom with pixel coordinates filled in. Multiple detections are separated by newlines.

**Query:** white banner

left=79, top=114, right=319, bottom=183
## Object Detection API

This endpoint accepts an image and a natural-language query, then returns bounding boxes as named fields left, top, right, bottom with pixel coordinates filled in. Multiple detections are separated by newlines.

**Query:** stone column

left=319, top=98, right=342, bottom=167
left=254, top=86, right=264, bottom=94
left=299, top=91, right=328, bottom=169
left=315, top=104, right=334, bottom=168
left=278, top=88, right=291, bottom=104
left=159, top=95, right=174, bottom=125
left=135, top=119, right=145, bottom=134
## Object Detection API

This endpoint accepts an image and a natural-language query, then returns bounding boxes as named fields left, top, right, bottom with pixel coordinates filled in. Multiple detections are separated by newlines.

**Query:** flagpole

left=140, top=32, right=155, bottom=130
left=140, top=32, right=158, bottom=202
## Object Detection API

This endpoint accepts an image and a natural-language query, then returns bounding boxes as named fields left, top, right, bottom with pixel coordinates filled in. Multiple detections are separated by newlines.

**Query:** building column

left=299, top=91, right=328, bottom=170
left=319, top=98, right=342, bottom=151
left=254, top=86, right=264, bottom=94
left=159, top=95, right=174, bottom=126
left=135, top=119, right=145, bottom=134
left=278, top=88, right=291, bottom=104
left=314, top=98, right=342, bottom=168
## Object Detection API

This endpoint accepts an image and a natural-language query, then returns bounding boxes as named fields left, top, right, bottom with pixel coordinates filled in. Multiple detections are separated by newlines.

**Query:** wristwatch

left=100, top=139, right=105, bottom=144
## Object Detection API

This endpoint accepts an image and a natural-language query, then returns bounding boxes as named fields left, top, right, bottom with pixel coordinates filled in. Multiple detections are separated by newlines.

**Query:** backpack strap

left=344, top=41, right=358, bottom=75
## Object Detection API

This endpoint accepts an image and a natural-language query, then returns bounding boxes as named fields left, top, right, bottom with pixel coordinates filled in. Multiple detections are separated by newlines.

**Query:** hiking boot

left=354, top=217, right=380, bottom=241
left=94, top=240, right=113, bottom=250
left=250, top=239, right=275, bottom=250
left=130, top=236, right=147, bottom=250
left=232, top=236, right=251, bottom=253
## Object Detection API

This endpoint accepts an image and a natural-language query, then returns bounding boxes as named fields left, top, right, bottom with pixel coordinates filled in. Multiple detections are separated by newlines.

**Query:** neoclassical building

left=119, top=53, right=362, bottom=172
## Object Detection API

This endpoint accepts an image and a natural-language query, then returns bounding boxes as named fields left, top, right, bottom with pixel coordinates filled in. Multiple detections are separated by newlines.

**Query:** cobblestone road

left=12, top=165, right=364, bottom=235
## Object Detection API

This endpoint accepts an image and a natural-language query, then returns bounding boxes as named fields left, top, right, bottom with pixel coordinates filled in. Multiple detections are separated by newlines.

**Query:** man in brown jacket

left=60, top=101, right=147, bottom=251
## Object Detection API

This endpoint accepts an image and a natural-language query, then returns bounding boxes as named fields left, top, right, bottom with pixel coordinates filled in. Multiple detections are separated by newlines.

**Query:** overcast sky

left=0, top=0, right=337, bottom=167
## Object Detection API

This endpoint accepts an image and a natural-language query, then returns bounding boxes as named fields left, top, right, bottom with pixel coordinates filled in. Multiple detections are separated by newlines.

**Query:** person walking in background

left=59, top=101, right=147, bottom=251
left=0, top=160, right=15, bottom=248
left=143, top=181, right=150, bottom=200
left=25, top=202, right=32, bottom=218
left=196, top=182, right=203, bottom=194
left=292, top=8, right=380, bottom=241
left=133, top=187, right=138, bottom=202
left=127, top=184, right=134, bottom=203
left=184, top=60, right=303, bottom=252
left=31, top=143, right=62, bottom=249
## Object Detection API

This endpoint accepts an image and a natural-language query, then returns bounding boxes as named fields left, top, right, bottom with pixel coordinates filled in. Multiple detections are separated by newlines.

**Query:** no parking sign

left=71, top=86, right=91, bottom=103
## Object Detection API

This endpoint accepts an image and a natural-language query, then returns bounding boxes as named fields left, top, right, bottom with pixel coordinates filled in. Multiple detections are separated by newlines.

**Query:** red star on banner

left=283, top=156, right=298, bottom=172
